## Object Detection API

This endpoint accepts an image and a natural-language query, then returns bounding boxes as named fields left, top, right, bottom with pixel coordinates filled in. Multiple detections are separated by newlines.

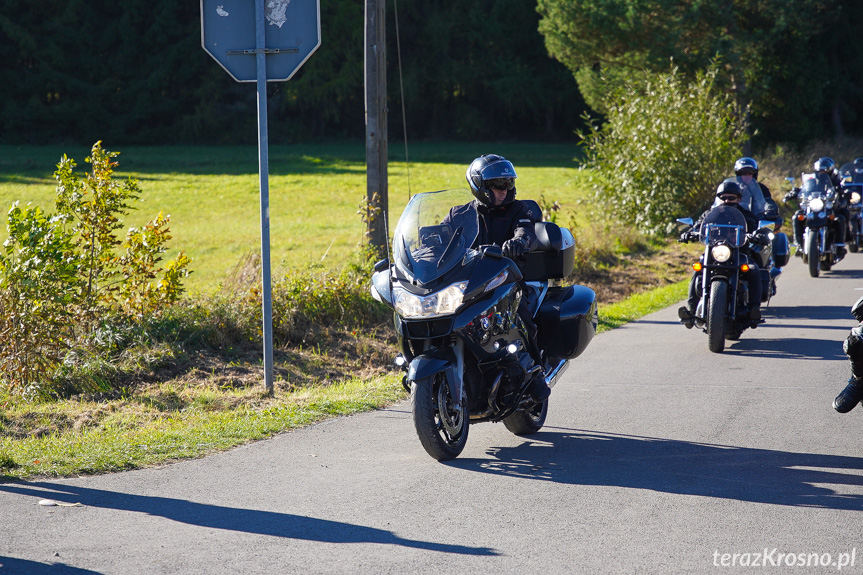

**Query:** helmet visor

left=485, top=177, right=515, bottom=191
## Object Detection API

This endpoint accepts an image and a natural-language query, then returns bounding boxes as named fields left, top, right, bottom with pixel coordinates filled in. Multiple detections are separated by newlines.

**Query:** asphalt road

left=3, top=250, right=863, bottom=574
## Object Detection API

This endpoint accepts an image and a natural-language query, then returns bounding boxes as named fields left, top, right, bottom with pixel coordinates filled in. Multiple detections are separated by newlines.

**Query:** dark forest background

left=1, top=0, right=861, bottom=147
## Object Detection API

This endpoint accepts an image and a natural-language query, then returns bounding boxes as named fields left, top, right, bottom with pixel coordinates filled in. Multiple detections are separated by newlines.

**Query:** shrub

left=0, top=142, right=191, bottom=396
left=579, top=61, right=749, bottom=235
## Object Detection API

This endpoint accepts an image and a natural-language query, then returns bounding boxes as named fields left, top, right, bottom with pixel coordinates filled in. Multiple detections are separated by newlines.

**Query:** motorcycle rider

left=730, top=157, right=783, bottom=230
left=833, top=296, right=863, bottom=413
left=678, top=181, right=767, bottom=329
left=445, top=154, right=550, bottom=402
left=785, top=157, right=848, bottom=258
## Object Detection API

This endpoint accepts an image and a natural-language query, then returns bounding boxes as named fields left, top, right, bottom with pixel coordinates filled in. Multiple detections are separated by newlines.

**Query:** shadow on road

left=765, top=305, right=850, bottom=321
left=447, top=430, right=863, bottom=510
left=0, top=483, right=498, bottom=557
left=0, top=557, right=103, bottom=574
left=811, top=269, right=863, bottom=279
left=723, top=336, right=845, bottom=360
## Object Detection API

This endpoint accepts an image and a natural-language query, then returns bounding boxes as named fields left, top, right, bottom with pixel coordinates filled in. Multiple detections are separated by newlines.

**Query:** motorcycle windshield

left=800, top=172, right=835, bottom=199
left=700, top=205, right=746, bottom=247
left=839, top=162, right=863, bottom=185
left=392, top=189, right=480, bottom=284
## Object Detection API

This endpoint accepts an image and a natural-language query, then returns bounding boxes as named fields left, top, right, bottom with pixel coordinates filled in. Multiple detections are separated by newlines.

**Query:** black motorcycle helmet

left=466, top=154, right=517, bottom=207
left=853, top=295, right=863, bottom=322
left=734, top=157, right=759, bottom=179
left=715, top=180, right=743, bottom=200
left=814, top=157, right=836, bottom=174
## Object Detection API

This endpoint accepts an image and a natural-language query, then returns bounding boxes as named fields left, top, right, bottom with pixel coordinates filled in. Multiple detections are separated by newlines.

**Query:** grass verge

left=598, top=279, right=689, bottom=333
left=0, top=278, right=689, bottom=481
left=0, top=374, right=404, bottom=480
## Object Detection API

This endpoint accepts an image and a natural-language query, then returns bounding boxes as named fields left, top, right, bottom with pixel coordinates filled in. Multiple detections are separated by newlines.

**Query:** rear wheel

left=807, top=231, right=820, bottom=277
left=503, top=398, right=548, bottom=435
left=410, top=374, right=469, bottom=461
left=707, top=280, right=728, bottom=353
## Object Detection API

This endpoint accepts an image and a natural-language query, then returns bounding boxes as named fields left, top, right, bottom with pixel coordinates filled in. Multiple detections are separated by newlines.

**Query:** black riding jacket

left=445, top=199, right=538, bottom=250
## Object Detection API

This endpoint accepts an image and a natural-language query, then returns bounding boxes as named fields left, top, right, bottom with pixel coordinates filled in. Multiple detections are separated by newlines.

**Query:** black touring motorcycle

left=371, top=189, right=597, bottom=460
left=677, top=205, right=784, bottom=353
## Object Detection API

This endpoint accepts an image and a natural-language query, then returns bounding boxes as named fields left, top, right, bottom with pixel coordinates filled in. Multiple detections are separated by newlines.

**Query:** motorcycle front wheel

left=707, top=280, right=728, bottom=353
left=807, top=231, right=820, bottom=277
left=410, top=374, right=469, bottom=461
left=503, top=398, right=548, bottom=435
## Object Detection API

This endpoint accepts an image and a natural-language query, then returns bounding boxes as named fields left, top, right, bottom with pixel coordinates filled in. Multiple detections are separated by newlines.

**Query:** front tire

left=807, top=231, right=820, bottom=277
left=707, top=280, right=728, bottom=353
left=503, top=399, right=548, bottom=435
left=410, top=374, right=469, bottom=461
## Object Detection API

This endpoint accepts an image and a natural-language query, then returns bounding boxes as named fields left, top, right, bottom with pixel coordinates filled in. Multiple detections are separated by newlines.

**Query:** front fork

left=403, top=340, right=465, bottom=410
left=803, top=227, right=828, bottom=258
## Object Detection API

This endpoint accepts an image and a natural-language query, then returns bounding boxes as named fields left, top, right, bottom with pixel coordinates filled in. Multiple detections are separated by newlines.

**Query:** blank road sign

left=201, top=0, right=321, bottom=82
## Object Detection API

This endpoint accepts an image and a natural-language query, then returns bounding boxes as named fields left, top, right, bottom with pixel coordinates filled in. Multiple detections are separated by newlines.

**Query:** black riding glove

left=678, top=230, right=693, bottom=243
left=748, top=232, right=771, bottom=246
left=502, top=237, right=528, bottom=259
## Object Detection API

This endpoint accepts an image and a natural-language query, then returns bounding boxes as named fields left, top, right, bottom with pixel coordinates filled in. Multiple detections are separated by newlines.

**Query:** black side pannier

left=536, top=285, right=598, bottom=360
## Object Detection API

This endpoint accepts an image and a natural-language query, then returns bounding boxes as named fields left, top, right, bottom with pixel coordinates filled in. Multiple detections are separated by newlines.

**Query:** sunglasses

left=719, top=194, right=740, bottom=202
left=738, top=170, right=756, bottom=176
left=486, top=178, right=515, bottom=191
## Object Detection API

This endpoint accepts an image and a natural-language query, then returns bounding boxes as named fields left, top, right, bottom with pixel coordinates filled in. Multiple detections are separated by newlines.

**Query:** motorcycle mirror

left=676, top=217, right=694, bottom=226
left=373, top=258, right=390, bottom=273
left=758, top=220, right=776, bottom=231
left=786, top=177, right=795, bottom=183
left=482, top=245, right=503, bottom=259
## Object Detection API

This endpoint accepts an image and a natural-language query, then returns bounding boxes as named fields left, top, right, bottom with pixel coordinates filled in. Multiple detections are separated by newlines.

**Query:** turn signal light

left=740, top=263, right=750, bottom=272
left=829, top=214, right=836, bottom=220
left=692, top=262, right=703, bottom=271
left=797, top=214, right=805, bottom=221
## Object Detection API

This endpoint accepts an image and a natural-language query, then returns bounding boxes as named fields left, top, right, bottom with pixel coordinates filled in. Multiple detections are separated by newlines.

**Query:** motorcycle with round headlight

left=677, top=205, right=776, bottom=353
left=839, top=161, right=863, bottom=252
left=784, top=172, right=841, bottom=277
left=370, top=189, right=597, bottom=460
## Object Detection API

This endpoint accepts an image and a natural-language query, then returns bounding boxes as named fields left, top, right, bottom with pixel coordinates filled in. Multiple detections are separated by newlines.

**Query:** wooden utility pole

left=365, top=0, right=388, bottom=257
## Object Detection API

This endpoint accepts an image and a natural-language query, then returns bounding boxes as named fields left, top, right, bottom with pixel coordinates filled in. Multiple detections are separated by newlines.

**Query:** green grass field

left=0, top=142, right=588, bottom=293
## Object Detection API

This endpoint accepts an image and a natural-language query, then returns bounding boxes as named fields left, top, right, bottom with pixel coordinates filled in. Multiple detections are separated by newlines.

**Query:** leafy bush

left=579, top=62, right=749, bottom=235
left=0, top=143, right=191, bottom=396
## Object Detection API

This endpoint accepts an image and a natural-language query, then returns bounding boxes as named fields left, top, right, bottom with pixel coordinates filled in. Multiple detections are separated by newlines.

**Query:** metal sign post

left=201, top=0, right=321, bottom=394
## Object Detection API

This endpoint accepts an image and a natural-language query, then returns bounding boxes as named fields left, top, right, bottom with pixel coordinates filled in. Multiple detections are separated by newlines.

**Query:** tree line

left=537, top=0, right=863, bottom=145
left=0, top=0, right=584, bottom=146
left=1, top=0, right=860, bottom=147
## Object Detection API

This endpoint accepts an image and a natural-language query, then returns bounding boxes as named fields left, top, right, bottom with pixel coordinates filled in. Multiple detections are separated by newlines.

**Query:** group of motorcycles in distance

left=675, top=157, right=863, bottom=354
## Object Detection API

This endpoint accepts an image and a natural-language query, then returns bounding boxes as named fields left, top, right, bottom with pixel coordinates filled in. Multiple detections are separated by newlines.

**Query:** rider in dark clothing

left=678, top=181, right=767, bottom=329
left=732, top=157, right=783, bottom=230
left=834, top=296, right=863, bottom=413
left=446, top=154, right=549, bottom=402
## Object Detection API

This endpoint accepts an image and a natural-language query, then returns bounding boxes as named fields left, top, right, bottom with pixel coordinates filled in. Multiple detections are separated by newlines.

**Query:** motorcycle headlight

left=810, top=198, right=825, bottom=212
left=711, top=245, right=732, bottom=263
left=393, top=281, right=468, bottom=318
left=852, top=192, right=862, bottom=204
